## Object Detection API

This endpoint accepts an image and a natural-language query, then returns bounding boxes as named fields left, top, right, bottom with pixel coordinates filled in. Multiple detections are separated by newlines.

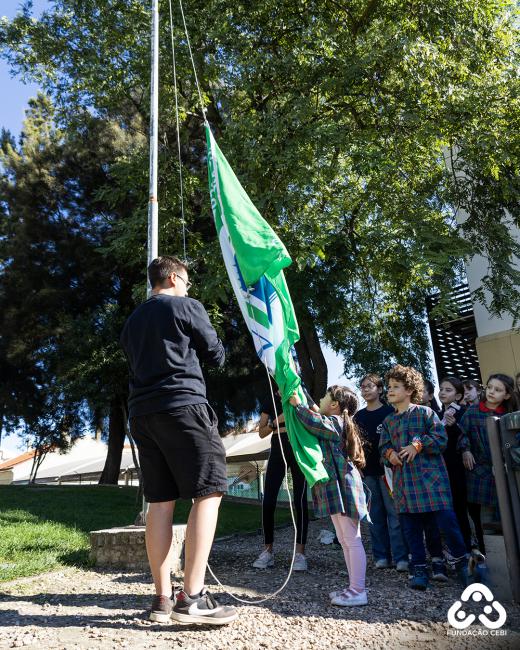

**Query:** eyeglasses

left=175, top=273, right=192, bottom=290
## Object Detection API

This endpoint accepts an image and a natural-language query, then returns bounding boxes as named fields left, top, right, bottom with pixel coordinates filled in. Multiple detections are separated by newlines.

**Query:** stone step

left=90, top=524, right=186, bottom=572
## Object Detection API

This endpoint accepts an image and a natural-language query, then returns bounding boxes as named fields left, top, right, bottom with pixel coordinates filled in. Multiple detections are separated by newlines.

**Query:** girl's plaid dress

left=294, top=404, right=368, bottom=520
left=458, top=402, right=503, bottom=507
left=379, top=404, right=452, bottom=514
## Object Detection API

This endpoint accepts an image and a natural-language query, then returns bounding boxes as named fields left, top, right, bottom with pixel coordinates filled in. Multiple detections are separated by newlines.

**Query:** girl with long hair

left=290, top=385, right=368, bottom=607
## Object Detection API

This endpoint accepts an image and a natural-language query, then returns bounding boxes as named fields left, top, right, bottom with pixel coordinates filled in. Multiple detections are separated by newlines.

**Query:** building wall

left=445, top=145, right=520, bottom=381
left=463, top=221, right=520, bottom=380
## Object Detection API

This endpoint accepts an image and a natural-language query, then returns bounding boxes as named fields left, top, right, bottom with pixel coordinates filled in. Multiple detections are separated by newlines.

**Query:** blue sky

left=0, top=0, right=50, bottom=136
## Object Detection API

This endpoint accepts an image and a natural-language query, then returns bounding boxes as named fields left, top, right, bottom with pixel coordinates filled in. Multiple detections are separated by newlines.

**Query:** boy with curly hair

left=379, top=365, right=469, bottom=590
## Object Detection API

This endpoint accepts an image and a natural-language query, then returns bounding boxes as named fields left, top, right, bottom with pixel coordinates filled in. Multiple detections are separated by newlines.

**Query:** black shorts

left=130, top=403, right=228, bottom=502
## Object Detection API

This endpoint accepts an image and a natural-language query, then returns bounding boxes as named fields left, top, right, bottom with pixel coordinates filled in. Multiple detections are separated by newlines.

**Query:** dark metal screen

left=426, top=283, right=482, bottom=383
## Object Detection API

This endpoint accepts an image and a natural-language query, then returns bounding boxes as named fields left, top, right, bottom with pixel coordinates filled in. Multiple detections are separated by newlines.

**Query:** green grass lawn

left=0, top=485, right=292, bottom=582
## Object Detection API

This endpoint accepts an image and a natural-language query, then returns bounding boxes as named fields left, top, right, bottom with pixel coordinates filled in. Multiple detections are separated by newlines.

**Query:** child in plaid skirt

left=290, top=385, right=368, bottom=607
left=379, top=365, right=470, bottom=590
left=458, top=373, right=515, bottom=555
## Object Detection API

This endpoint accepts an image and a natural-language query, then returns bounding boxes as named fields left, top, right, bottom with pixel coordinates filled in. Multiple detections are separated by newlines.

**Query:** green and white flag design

left=206, top=124, right=328, bottom=487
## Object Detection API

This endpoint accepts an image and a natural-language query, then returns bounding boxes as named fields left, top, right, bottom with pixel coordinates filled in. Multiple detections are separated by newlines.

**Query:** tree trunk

left=121, top=399, right=141, bottom=480
left=29, top=444, right=48, bottom=484
left=93, top=408, right=104, bottom=441
left=121, top=399, right=146, bottom=524
left=294, top=316, right=328, bottom=402
left=98, top=397, right=125, bottom=485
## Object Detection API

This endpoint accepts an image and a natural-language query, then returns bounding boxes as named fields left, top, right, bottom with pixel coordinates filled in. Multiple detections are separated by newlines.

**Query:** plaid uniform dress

left=458, top=403, right=501, bottom=507
left=294, top=404, right=368, bottom=520
left=379, top=404, right=452, bottom=514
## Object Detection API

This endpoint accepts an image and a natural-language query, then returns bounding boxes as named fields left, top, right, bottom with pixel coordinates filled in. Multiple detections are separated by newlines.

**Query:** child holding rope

left=289, top=385, right=368, bottom=607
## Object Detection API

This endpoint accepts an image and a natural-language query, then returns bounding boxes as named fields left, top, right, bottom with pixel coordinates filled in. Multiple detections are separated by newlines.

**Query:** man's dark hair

left=423, top=379, right=435, bottom=396
left=148, top=256, right=188, bottom=289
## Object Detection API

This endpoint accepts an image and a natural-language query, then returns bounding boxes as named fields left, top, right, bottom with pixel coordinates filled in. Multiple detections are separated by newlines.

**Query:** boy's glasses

left=175, top=273, right=192, bottom=290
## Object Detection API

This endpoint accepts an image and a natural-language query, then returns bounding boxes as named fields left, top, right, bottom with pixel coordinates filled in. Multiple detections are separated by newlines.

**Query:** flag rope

left=205, top=359, right=301, bottom=604
left=167, top=0, right=187, bottom=260
left=177, top=0, right=207, bottom=119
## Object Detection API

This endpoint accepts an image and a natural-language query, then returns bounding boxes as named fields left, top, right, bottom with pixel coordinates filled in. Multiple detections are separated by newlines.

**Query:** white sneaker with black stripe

left=171, top=588, right=238, bottom=625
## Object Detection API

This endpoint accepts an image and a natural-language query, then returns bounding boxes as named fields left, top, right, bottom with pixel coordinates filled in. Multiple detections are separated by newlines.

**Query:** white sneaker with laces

left=252, top=549, right=274, bottom=568
left=293, top=553, right=308, bottom=571
left=331, top=589, right=368, bottom=607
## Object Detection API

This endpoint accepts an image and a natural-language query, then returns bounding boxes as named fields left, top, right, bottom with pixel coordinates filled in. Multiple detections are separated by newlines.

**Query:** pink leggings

left=331, top=513, right=366, bottom=593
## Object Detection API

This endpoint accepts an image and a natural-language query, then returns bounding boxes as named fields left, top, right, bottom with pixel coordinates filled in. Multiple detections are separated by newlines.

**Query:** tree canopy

left=1, top=0, right=519, bottom=453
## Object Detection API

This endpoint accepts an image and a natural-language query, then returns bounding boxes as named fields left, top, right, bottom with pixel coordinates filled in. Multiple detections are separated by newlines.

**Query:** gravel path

left=0, top=520, right=519, bottom=649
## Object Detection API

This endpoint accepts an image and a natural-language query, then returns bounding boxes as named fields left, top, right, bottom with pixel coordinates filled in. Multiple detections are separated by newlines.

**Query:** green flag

left=206, top=124, right=328, bottom=487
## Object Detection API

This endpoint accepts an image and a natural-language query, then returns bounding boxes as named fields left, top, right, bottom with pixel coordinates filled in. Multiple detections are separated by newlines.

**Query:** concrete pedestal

left=90, top=524, right=186, bottom=572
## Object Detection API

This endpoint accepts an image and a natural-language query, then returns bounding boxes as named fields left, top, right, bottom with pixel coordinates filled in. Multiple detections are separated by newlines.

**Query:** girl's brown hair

left=360, top=373, right=384, bottom=390
left=463, top=379, right=481, bottom=391
left=328, top=385, right=365, bottom=469
left=440, top=376, right=464, bottom=403
left=487, top=373, right=516, bottom=413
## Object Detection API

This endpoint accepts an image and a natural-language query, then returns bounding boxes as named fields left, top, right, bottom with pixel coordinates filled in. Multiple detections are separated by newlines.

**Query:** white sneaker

left=252, top=549, right=274, bottom=568
left=396, top=560, right=409, bottom=572
left=293, top=553, right=308, bottom=571
left=329, top=587, right=360, bottom=601
left=317, top=529, right=335, bottom=544
left=331, top=590, right=368, bottom=607
left=375, top=559, right=391, bottom=569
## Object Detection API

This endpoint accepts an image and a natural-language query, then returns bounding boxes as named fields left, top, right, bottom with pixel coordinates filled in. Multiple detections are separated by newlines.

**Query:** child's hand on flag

left=289, top=392, right=301, bottom=407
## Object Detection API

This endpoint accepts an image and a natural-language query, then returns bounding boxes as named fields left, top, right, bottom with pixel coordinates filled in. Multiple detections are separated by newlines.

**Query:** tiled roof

left=0, top=449, right=36, bottom=470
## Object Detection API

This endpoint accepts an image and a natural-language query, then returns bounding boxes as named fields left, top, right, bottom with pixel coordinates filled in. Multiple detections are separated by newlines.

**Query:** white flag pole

left=147, top=0, right=160, bottom=290
left=142, top=0, right=160, bottom=524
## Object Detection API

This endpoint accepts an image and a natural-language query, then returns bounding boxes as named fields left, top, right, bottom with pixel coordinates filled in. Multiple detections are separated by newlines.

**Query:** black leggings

left=262, top=433, right=309, bottom=546
left=467, top=502, right=485, bottom=554
left=447, top=462, right=473, bottom=552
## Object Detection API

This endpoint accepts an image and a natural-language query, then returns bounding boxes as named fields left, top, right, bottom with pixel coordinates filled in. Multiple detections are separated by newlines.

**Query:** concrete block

left=90, top=524, right=186, bottom=572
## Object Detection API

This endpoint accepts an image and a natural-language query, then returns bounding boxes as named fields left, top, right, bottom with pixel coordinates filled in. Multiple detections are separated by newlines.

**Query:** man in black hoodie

left=121, top=256, right=237, bottom=625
